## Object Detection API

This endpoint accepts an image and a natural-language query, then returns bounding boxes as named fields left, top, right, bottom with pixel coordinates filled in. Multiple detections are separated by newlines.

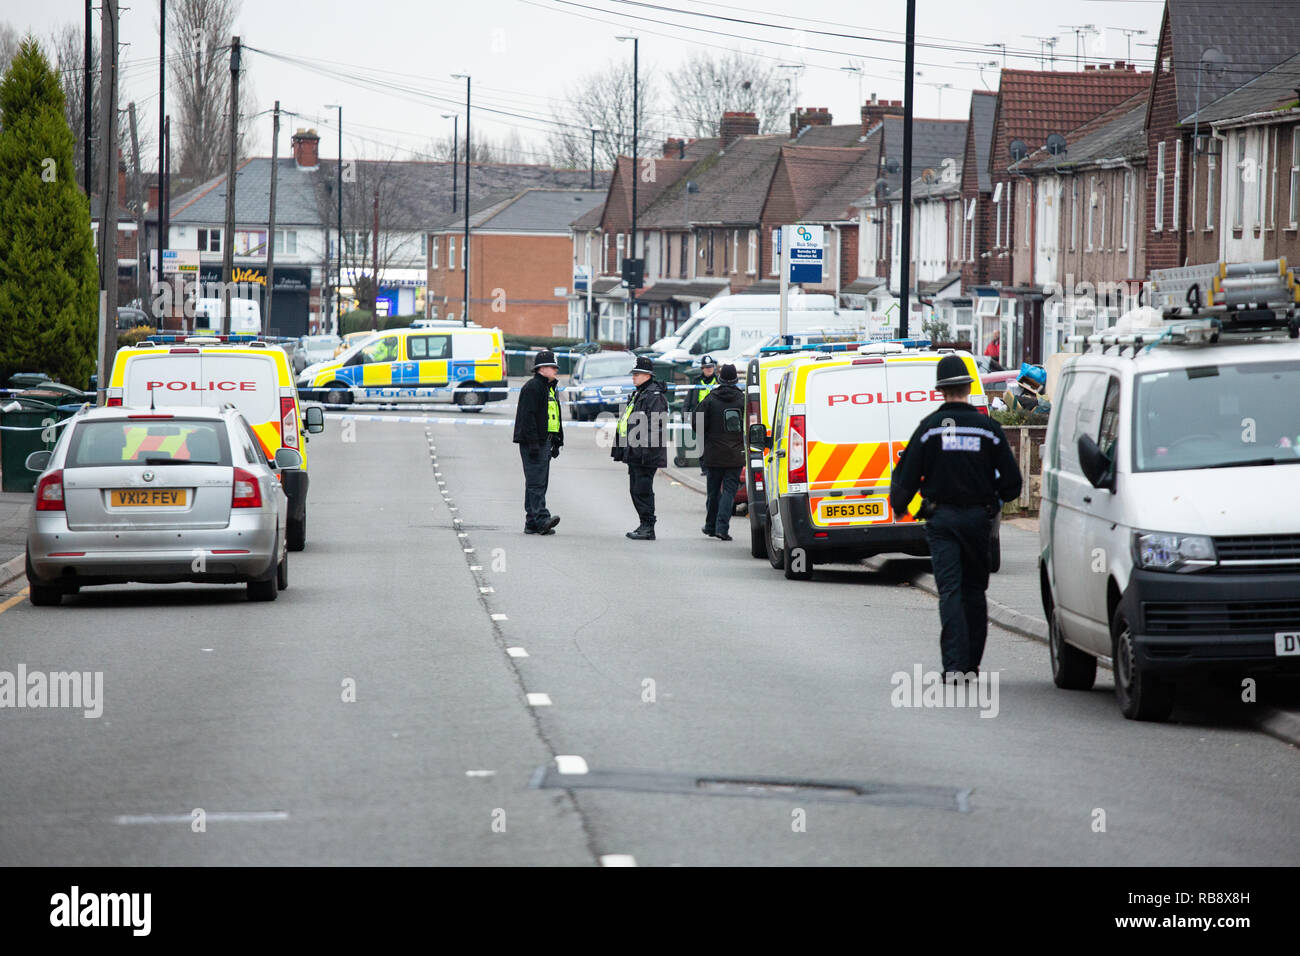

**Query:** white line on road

left=600, top=854, right=638, bottom=867
left=526, top=693, right=552, bottom=707
left=465, top=770, right=496, bottom=778
left=464, top=548, right=475, bottom=554
left=555, top=755, right=589, bottom=775
left=114, top=811, right=289, bottom=825
left=507, top=646, right=528, bottom=657
left=491, top=613, right=507, bottom=621
left=480, top=586, right=494, bottom=593
left=469, top=565, right=483, bottom=571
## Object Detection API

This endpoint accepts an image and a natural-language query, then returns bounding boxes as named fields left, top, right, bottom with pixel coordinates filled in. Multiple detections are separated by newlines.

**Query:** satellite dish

left=1199, top=46, right=1226, bottom=78
left=874, top=177, right=890, bottom=200
left=884, top=158, right=902, bottom=175
left=1009, top=139, right=1029, bottom=162
left=1046, top=133, right=1067, bottom=157
left=921, top=167, right=936, bottom=184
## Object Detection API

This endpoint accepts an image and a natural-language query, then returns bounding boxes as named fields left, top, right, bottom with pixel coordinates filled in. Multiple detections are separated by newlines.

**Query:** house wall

left=1145, top=14, right=1188, bottom=275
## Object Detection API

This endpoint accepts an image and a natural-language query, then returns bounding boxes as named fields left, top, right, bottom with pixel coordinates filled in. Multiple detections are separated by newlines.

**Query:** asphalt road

left=0, top=399, right=1296, bottom=866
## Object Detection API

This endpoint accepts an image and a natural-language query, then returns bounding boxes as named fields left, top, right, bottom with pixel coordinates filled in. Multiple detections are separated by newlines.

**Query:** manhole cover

left=531, top=767, right=970, bottom=811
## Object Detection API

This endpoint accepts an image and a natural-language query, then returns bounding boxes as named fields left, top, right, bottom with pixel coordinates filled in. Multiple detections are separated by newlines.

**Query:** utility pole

left=266, top=101, right=280, bottom=333
left=84, top=0, right=93, bottom=199
left=156, top=0, right=165, bottom=300
left=899, top=0, right=915, bottom=338
left=221, top=36, right=240, bottom=336
left=128, top=101, right=146, bottom=306
left=163, top=115, right=171, bottom=326
left=452, top=74, right=471, bottom=326
left=98, top=0, right=121, bottom=398
left=371, top=189, right=379, bottom=331
left=616, top=35, right=639, bottom=348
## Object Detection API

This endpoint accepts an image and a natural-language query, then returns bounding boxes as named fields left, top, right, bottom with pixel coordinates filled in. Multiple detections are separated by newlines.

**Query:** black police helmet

left=632, top=355, right=655, bottom=376
left=935, top=354, right=973, bottom=387
left=534, top=349, right=559, bottom=370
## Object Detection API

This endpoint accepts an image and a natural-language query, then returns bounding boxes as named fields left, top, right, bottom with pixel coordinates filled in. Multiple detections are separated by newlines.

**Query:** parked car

left=562, top=350, right=637, bottom=420
left=116, top=307, right=151, bottom=331
left=24, top=405, right=294, bottom=605
left=292, top=334, right=342, bottom=374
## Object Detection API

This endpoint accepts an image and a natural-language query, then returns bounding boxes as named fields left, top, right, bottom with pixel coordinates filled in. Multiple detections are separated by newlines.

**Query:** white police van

left=1039, top=259, right=1300, bottom=720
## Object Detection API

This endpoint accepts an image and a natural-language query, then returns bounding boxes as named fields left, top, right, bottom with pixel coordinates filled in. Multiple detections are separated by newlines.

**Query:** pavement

left=0, top=407, right=1296, bottom=865
left=0, top=491, right=29, bottom=593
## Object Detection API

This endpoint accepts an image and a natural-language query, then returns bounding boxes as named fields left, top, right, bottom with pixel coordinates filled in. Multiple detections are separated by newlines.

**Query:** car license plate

left=818, top=497, right=888, bottom=523
left=110, top=489, right=188, bottom=507
left=1276, top=632, right=1300, bottom=656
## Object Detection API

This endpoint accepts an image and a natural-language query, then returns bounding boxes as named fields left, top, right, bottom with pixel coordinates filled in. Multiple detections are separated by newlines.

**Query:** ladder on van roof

left=1149, top=258, right=1300, bottom=334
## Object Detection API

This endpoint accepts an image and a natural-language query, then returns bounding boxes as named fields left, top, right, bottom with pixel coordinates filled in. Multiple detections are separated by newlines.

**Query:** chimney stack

left=291, top=128, right=320, bottom=169
left=719, top=111, right=759, bottom=149
left=663, top=137, right=686, bottom=158
left=789, top=106, right=833, bottom=138
left=861, top=95, right=905, bottom=135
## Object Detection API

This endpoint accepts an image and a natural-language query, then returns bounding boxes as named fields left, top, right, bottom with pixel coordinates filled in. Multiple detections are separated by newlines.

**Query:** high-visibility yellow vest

left=547, top=390, right=560, bottom=433
left=617, top=399, right=635, bottom=439
left=696, top=377, right=718, bottom=403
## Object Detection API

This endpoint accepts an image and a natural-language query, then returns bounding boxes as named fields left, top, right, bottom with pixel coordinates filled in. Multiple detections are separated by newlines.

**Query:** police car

left=298, top=326, right=507, bottom=409
left=107, top=335, right=324, bottom=551
left=751, top=342, right=990, bottom=580
left=1040, top=258, right=1300, bottom=720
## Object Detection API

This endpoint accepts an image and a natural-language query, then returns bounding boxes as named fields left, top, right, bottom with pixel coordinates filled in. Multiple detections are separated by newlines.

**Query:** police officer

left=512, top=349, right=564, bottom=535
left=681, top=354, right=719, bottom=472
left=612, top=355, right=669, bottom=540
left=697, top=363, right=745, bottom=541
left=889, top=355, right=1022, bottom=680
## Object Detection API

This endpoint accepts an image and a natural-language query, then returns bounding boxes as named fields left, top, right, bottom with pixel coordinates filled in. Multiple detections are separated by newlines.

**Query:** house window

left=722, top=229, right=730, bottom=273
left=603, top=232, right=610, bottom=272
left=1022, top=182, right=1030, bottom=248
left=1086, top=175, right=1096, bottom=251
left=1257, top=131, right=1268, bottom=227
left=992, top=182, right=1003, bottom=246
left=1235, top=134, right=1246, bottom=229
left=732, top=230, right=739, bottom=275
left=770, top=229, right=779, bottom=275
left=682, top=233, right=690, bottom=277
left=1070, top=178, right=1078, bottom=250
left=1120, top=170, right=1131, bottom=250
left=198, top=228, right=221, bottom=252
left=448, top=235, right=456, bottom=270
left=705, top=229, right=715, bottom=275
left=1290, top=129, right=1300, bottom=227
left=1172, top=140, right=1182, bottom=230
left=747, top=229, right=756, bottom=274
left=1155, top=141, right=1166, bottom=231
left=1100, top=179, right=1109, bottom=250
left=430, top=236, right=439, bottom=268
left=273, top=229, right=297, bottom=255
left=966, top=198, right=976, bottom=261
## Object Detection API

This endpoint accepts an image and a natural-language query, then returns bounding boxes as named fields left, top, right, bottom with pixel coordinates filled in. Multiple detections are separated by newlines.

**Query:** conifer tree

left=0, top=38, right=99, bottom=387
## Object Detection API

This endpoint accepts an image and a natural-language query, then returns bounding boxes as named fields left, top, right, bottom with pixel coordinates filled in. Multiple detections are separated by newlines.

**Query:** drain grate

left=531, top=767, right=970, bottom=812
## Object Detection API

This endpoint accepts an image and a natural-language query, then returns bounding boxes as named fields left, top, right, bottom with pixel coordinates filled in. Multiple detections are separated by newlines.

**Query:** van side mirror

left=1077, top=435, right=1114, bottom=491
left=274, top=447, right=304, bottom=470
left=25, top=450, right=51, bottom=473
left=747, top=423, right=769, bottom=449
left=303, top=405, right=325, bottom=433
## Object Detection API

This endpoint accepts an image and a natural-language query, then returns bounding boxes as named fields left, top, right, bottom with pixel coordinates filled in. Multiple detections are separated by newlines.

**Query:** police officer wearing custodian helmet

left=889, top=354, right=1022, bottom=681
left=512, top=349, right=564, bottom=535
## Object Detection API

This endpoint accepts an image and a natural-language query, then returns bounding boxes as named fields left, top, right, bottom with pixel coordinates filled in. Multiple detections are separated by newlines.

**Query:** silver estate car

left=25, top=405, right=296, bottom=605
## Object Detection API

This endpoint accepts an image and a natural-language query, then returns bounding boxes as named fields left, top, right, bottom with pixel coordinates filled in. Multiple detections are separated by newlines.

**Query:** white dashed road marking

left=526, top=693, right=552, bottom=707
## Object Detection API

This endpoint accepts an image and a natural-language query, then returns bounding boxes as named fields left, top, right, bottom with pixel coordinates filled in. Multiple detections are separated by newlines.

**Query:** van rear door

left=882, top=357, right=947, bottom=523
left=802, top=362, right=895, bottom=528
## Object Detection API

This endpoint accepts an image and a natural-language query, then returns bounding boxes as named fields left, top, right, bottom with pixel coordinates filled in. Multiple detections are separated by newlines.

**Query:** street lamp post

left=441, top=113, right=458, bottom=212
left=452, top=74, right=471, bottom=326
left=325, top=104, right=342, bottom=332
left=616, top=36, right=638, bottom=349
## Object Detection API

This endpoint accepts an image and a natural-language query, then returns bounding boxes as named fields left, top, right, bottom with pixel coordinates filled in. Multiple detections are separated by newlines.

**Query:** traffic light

left=621, top=257, right=645, bottom=290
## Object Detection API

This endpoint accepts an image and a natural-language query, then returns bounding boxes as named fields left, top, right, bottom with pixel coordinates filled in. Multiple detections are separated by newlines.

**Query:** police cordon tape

left=323, top=409, right=697, bottom=431
left=0, top=417, right=76, bottom=432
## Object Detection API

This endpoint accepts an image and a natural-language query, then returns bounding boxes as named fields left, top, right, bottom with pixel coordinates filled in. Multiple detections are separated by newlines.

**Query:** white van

left=1039, top=313, right=1300, bottom=721
left=655, top=294, right=866, bottom=364
left=194, top=297, right=262, bottom=335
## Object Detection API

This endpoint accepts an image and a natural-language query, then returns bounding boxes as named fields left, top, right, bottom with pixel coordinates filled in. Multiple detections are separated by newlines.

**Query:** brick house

left=958, top=90, right=998, bottom=298
left=426, top=187, right=604, bottom=334
left=1143, top=0, right=1300, bottom=278
left=1181, top=51, right=1300, bottom=269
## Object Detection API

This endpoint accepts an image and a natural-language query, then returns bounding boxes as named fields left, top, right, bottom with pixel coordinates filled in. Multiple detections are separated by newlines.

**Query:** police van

left=107, top=335, right=324, bottom=551
left=1040, top=258, right=1300, bottom=721
left=298, top=326, right=507, bottom=408
left=751, top=343, right=988, bottom=580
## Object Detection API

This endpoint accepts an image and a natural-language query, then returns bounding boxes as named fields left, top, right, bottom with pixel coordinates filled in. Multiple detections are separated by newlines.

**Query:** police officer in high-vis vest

left=684, top=355, right=719, bottom=472
left=612, top=355, right=669, bottom=540
left=889, top=355, right=1022, bottom=681
left=512, top=349, right=564, bottom=535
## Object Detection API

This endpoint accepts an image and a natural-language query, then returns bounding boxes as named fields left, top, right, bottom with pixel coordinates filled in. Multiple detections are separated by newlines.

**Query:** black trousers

left=627, top=464, right=657, bottom=526
left=704, top=466, right=742, bottom=536
left=519, top=439, right=553, bottom=529
left=924, top=504, right=993, bottom=673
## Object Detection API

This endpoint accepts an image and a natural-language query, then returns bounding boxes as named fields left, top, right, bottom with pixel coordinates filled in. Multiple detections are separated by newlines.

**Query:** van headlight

left=1133, top=532, right=1217, bottom=572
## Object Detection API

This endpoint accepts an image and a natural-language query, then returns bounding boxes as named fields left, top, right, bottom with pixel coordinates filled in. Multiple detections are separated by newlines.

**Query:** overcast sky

left=3, top=0, right=1162, bottom=167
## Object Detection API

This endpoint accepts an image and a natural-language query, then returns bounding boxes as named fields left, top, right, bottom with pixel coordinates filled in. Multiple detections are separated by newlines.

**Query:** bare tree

left=164, top=0, right=254, bottom=182
left=0, top=22, right=20, bottom=77
left=547, top=58, right=658, bottom=171
left=417, top=129, right=536, bottom=165
left=312, top=152, right=415, bottom=317
left=673, top=50, right=792, bottom=136
left=49, top=23, right=97, bottom=190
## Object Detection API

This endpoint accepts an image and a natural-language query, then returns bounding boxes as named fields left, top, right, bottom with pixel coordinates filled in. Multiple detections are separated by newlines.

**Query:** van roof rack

left=143, top=334, right=264, bottom=345
left=1148, top=258, right=1300, bottom=332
